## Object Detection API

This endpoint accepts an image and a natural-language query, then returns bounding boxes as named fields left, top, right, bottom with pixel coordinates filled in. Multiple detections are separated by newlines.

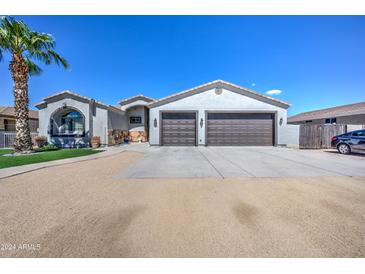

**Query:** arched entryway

left=50, top=107, right=85, bottom=137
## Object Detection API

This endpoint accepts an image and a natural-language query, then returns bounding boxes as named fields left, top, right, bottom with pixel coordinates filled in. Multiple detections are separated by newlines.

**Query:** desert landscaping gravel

left=0, top=151, right=364, bottom=257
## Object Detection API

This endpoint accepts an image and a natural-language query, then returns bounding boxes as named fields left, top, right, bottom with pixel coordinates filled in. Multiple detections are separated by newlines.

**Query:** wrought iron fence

left=0, top=132, right=39, bottom=148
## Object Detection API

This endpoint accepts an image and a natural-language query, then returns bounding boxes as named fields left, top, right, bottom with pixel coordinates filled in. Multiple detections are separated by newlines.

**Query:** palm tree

left=0, top=16, right=69, bottom=153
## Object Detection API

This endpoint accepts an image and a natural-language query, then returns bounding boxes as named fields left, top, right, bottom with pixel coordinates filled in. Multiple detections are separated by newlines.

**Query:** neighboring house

left=0, top=106, right=39, bottom=148
left=0, top=106, right=39, bottom=132
left=288, top=102, right=365, bottom=131
left=36, top=80, right=299, bottom=147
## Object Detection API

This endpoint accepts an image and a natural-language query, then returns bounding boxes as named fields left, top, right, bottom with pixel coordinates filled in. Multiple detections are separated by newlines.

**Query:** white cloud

left=266, top=89, right=282, bottom=95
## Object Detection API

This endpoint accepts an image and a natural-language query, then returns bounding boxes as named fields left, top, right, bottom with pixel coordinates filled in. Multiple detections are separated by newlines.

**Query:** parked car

left=331, top=129, right=365, bottom=154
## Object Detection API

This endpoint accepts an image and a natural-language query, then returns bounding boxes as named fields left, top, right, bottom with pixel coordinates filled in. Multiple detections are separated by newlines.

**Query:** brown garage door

left=207, top=113, right=274, bottom=146
left=161, top=112, right=197, bottom=146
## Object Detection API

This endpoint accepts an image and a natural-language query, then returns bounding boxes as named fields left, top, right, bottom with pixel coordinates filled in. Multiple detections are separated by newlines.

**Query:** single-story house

left=288, top=102, right=365, bottom=132
left=0, top=106, right=39, bottom=132
left=36, top=80, right=299, bottom=147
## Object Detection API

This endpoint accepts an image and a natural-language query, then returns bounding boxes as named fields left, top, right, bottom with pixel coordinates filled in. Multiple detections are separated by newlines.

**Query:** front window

left=60, top=111, right=84, bottom=133
left=130, top=116, right=142, bottom=124
left=4, top=119, right=15, bottom=131
left=325, top=118, right=337, bottom=124
left=50, top=109, right=85, bottom=137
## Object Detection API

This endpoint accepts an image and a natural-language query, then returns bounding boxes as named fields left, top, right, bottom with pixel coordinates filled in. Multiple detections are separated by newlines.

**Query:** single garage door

left=161, top=112, right=197, bottom=146
left=207, top=113, right=274, bottom=146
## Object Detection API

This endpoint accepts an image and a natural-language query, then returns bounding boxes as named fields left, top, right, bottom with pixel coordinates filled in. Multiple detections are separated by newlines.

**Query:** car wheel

left=337, top=143, right=351, bottom=154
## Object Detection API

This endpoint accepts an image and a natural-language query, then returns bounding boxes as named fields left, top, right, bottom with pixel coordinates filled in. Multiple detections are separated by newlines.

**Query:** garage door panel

left=162, top=133, right=195, bottom=139
left=207, top=128, right=273, bottom=133
left=207, top=113, right=274, bottom=146
left=161, top=112, right=197, bottom=146
left=162, top=119, right=195, bottom=125
left=207, top=119, right=273, bottom=124
left=163, top=137, right=195, bottom=146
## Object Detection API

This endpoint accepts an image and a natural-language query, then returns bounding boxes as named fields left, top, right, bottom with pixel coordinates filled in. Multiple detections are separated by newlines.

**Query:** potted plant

left=34, top=136, right=47, bottom=148
left=91, top=136, right=101, bottom=148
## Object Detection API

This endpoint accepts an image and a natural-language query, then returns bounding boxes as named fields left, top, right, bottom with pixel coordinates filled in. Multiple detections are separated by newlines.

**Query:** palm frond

left=0, top=16, right=69, bottom=74
left=47, top=49, right=69, bottom=69
left=1, top=17, right=30, bottom=53
left=29, top=50, right=52, bottom=65
left=0, top=19, right=11, bottom=51
left=29, top=31, right=55, bottom=51
left=24, top=58, right=43, bottom=76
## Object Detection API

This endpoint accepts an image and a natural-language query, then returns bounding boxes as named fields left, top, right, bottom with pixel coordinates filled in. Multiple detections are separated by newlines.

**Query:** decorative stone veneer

left=107, top=130, right=128, bottom=146
left=129, top=130, right=148, bottom=142
left=107, top=130, right=148, bottom=145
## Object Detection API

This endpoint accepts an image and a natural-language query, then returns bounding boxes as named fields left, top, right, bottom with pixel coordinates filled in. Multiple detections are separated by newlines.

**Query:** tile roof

left=288, top=102, right=365, bottom=123
left=0, top=106, right=39, bottom=119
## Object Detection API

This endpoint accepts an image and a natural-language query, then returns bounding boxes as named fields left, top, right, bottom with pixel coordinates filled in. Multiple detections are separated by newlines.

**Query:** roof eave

left=108, top=105, right=125, bottom=113
left=288, top=111, right=365, bottom=123
left=39, top=90, right=115, bottom=110
left=34, top=101, right=47, bottom=108
left=118, top=95, right=155, bottom=106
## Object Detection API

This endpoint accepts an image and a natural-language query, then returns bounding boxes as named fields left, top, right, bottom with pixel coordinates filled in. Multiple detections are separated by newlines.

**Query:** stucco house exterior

left=119, top=95, right=154, bottom=142
left=36, top=80, right=299, bottom=147
left=35, top=91, right=127, bottom=148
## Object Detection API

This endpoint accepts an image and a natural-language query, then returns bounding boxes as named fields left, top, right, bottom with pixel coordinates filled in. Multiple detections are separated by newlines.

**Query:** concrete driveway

left=116, top=146, right=365, bottom=179
left=1, top=151, right=364, bottom=257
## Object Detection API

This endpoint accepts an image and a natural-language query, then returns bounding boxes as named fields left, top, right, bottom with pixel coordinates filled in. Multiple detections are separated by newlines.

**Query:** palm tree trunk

left=10, top=54, right=33, bottom=153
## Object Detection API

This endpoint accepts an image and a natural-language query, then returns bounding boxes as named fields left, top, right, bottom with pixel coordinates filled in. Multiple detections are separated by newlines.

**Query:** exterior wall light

left=279, top=118, right=283, bottom=125
left=62, top=102, right=67, bottom=109
left=200, top=118, right=204, bottom=128
left=154, top=118, right=157, bottom=128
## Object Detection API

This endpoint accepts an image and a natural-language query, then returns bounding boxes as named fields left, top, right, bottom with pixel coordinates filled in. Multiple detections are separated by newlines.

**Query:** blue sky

left=1, top=16, right=365, bottom=115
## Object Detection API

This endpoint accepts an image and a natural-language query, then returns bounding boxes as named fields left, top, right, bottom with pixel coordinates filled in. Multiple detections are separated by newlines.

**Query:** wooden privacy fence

left=299, top=124, right=347, bottom=149
left=0, top=132, right=38, bottom=148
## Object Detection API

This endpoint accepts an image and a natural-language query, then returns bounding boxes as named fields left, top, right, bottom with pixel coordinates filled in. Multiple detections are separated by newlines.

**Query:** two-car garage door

left=161, top=112, right=274, bottom=146
left=207, top=113, right=274, bottom=146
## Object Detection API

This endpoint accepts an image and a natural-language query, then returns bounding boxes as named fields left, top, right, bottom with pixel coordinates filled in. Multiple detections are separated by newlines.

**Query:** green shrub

left=41, top=144, right=59, bottom=151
